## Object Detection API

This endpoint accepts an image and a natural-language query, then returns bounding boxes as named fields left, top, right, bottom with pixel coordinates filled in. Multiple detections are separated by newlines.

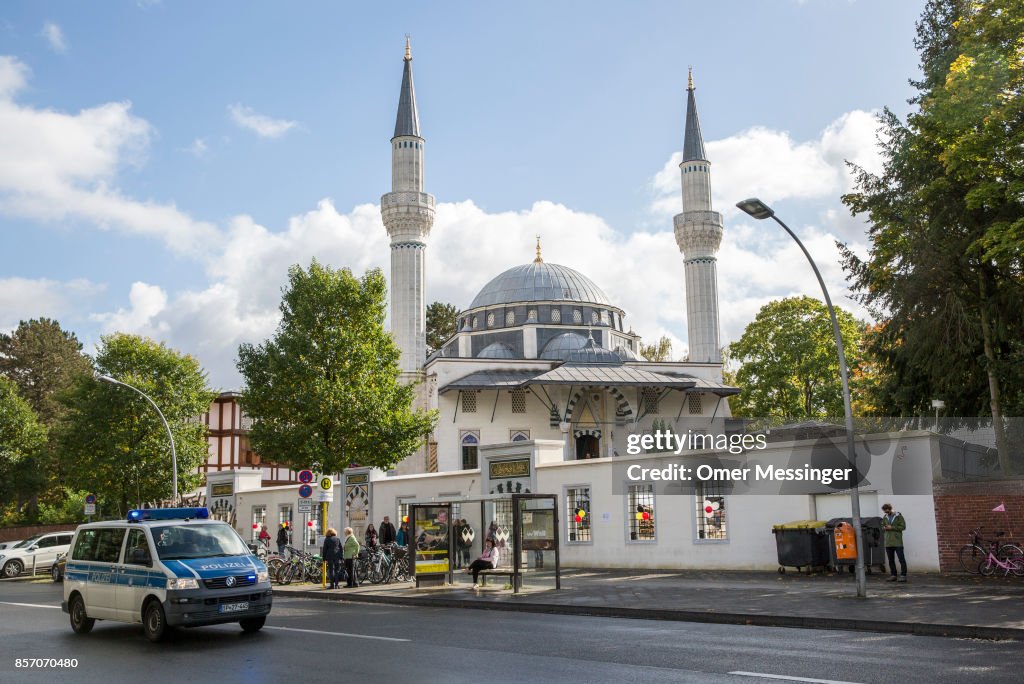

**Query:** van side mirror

left=28, top=545, right=38, bottom=552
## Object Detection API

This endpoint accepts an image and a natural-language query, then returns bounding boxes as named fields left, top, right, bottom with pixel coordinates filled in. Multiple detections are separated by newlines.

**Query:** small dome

left=614, top=345, right=641, bottom=361
left=566, top=337, right=622, bottom=365
left=539, top=332, right=588, bottom=361
left=469, top=262, right=612, bottom=309
left=477, top=342, right=516, bottom=359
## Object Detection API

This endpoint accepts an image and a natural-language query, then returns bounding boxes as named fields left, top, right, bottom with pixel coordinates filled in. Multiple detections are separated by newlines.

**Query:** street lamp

left=735, top=197, right=868, bottom=598
left=96, top=373, right=179, bottom=506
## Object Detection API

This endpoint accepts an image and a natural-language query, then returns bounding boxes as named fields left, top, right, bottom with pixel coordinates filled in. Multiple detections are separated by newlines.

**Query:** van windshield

left=152, top=523, right=250, bottom=560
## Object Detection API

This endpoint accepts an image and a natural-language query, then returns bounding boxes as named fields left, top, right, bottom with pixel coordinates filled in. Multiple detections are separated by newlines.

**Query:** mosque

left=205, top=42, right=943, bottom=572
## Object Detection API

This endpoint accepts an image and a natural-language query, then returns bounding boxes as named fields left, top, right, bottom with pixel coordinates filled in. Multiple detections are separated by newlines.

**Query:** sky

left=0, top=1, right=927, bottom=390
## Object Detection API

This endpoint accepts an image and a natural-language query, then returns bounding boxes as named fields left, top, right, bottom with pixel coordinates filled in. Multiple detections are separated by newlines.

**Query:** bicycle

left=979, top=545, right=1024, bottom=577
left=957, top=528, right=1023, bottom=574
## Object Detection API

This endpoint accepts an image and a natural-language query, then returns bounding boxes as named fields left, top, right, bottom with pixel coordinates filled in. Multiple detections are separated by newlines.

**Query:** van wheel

left=240, top=617, right=265, bottom=633
left=143, top=601, right=167, bottom=642
left=69, top=595, right=95, bottom=634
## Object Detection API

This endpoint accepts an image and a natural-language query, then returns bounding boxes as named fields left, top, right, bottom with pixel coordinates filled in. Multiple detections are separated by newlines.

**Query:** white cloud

left=651, top=109, right=882, bottom=223
left=90, top=281, right=168, bottom=333
left=41, top=22, right=67, bottom=54
left=0, top=55, right=219, bottom=255
left=228, top=104, right=297, bottom=139
left=185, top=137, right=208, bottom=157
left=0, top=277, right=104, bottom=331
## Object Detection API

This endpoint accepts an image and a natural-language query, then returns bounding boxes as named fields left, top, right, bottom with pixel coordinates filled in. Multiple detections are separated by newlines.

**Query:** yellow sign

left=319, top=477, right=333, bottom=490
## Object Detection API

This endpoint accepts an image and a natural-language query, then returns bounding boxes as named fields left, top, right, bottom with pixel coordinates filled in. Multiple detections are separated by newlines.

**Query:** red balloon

left=705, top=506, right=713, bottom=514
left=252, top=523, right=258, bottom=529
left=307, top=520, right=314, bottom=527
left=575, top=515, right=583, bottom=523
left=642, top=511, right=650, bottom=520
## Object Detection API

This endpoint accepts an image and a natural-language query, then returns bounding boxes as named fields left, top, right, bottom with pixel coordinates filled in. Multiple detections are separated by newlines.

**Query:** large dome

left=468, top=262, right=613, bottom=310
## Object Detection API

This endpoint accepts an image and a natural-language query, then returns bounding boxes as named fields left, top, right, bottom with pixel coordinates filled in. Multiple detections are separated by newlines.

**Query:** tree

left=426, top=301, right=459, bottom=352
left=727, top=297, right=864, bottom=418
left=0, top=318, right=94, bottom=426
left=641, top=336, right=673, bottom=362
left=58, top=334, right=214, bottom=517
left=839, top=0, right=1024, bottom=471
left=0, top=376, right=47, bottom=510
left=0, top=318, right=93, bottom=518
left=237, top=260, right=437, bottom=474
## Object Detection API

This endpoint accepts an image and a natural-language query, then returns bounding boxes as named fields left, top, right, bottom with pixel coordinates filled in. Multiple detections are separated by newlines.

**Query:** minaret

left=673, top=68, right=723, bottom=364
left=382, top=37, right=435, bottom=375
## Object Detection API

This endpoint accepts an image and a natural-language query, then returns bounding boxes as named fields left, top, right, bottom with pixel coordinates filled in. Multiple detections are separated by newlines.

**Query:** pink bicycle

left=979, top=545, right=1024, bottom=577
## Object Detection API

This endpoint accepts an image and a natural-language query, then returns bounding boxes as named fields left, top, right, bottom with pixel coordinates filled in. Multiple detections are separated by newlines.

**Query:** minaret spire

left=534, top=235, right=543, bottom=263
left=382, top=39, right=435, bottom=375
left=673, top=68, right=723, bottom=365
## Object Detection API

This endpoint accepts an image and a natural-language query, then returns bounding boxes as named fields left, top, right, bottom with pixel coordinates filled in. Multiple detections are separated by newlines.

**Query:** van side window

left=71, top=530, right=100, bottom=561
left=95, top=529, right=127, bottom=564
left=124, top=529, right=152, bottom=567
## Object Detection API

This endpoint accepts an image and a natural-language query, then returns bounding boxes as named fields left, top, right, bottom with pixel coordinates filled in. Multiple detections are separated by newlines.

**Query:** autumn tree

left=58, top=334, right=214, bottom=517
left=641, top=336, right=673, bottom=362
left=237, top=260, right=437, bottom=474
left=727, top=297, right=864, bottom=418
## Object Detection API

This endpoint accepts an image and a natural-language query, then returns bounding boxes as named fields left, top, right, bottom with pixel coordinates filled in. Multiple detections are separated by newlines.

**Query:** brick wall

left=932, top=480, right=1024, bottom=572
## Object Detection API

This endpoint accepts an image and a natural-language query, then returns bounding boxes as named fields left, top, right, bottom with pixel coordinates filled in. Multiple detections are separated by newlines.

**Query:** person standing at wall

left=881, top=503, right=908, bottom=583
left=379, top=516, right=397, bottom=545
left=276, top=523, right=289, bottom=555
left=321, top=528, right=343, bottom=589
left=343, top=527, right=360, bottom=588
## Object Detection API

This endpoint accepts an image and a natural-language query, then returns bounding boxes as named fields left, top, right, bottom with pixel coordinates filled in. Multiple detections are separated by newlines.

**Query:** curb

left=282, top=589, right=1022, bottom=641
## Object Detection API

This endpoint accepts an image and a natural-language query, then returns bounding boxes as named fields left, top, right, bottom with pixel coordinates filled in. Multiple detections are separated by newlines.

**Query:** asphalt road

left=1, top=579, right=1022, bottom=684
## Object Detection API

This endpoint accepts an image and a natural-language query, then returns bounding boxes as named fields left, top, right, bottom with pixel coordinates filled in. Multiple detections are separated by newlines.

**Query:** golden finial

left=534, top=235, right=543, bottom=263
left=687, top=65, right=693, bottom=91
left=404, top=35, right=412, bottom=61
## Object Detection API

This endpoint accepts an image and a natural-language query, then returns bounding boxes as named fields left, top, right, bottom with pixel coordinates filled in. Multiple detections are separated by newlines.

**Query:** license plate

left=218, top=602, right=249, bottom=613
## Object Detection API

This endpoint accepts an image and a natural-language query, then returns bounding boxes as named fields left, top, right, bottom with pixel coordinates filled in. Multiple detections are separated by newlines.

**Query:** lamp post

left=96, top=374, right=179, bottom=506
left=735, top=198, right=867, bottom=598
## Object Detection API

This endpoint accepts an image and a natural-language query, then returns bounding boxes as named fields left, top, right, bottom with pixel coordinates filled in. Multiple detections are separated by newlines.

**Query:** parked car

left=52, top=552, right=67, bottom=582
left=0, top=531, right=74, bottom=578
left=0, top=540, right=23, bottom=551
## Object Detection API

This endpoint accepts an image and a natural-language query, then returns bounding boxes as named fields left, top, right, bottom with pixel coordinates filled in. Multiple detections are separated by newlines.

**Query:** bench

left=477, top=567, right=528, bottom=592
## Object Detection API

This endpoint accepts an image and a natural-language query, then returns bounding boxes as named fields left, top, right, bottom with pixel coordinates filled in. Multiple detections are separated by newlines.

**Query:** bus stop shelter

left=408, top=493, right=561, bottom=593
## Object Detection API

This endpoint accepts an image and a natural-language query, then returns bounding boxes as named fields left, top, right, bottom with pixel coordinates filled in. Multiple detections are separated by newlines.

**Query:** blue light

left=126, top=507, right=211, bottom=522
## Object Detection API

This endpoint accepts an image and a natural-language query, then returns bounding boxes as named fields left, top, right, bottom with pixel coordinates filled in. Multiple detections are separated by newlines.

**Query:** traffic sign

left=298, top=498, right=312, bottom=513
left=316, top=490, right=334, bottom=503
left=319, top=476, right=333, bottom=491
left=298, top=484, right=313, bottom=498
left=84, top=503, right=96, bottom=516
left=85, top=493, right=97, bottom=504
left=298, top=470, right=314, bottom=484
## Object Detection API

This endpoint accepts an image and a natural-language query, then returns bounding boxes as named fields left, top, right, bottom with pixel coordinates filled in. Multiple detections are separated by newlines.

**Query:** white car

left=0, top=531, right=74, bottom=578
left=0, top=540, right=23, bottom=551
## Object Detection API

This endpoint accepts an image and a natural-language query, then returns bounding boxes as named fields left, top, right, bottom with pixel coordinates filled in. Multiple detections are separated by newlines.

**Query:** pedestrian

left=364, top=522, right=378, bottom=549
left=452, top=518, right=463, bottom=569
left=881, top=503, right=907, bottom=582
left=343, top=527, right=360, bottom=588
left=379, top=516, right=397, bottom=545
left=321, top=527, right=343, bottom=589
left=258, top=525, right=271, bottom=549
left=459, top=519, right=474, bottom=568
left=466, top=538, right=500, bottom=589
left=276, top=523, right=289, bottom=555
left=396, top=521, right=409, bottom=547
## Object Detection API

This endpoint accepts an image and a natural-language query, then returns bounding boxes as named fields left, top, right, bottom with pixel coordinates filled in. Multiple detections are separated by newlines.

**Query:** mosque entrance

left=575, top=432, right=600, bottom=460
left=570, top=391, right=605, bottom=459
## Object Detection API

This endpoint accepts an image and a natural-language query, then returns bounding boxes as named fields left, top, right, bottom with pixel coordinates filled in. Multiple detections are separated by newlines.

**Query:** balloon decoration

left=703, top=499, right=721, bottom=518
left=252, top=523, right=258, bottom=529
left=574, top=509, right=587, bottom=523
left=307, top=520, right=314, bottom=527
left=635, top=510, right=652, bottom=521
left=402, top=515, right=409, bottom=523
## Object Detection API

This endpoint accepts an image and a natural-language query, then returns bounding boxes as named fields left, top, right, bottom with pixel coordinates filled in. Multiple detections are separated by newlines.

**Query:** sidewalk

left=277, top=567, right=1024, bottom=640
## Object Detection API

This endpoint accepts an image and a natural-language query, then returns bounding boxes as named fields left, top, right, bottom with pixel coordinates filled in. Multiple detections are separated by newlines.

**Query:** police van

left=62, top=507, right=272, bottom=642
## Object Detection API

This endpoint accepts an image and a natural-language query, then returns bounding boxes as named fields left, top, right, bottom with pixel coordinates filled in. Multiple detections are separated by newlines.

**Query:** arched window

left=487, top=312, right=495, bottom=327
left=573, top=309, right=583, bottom=324
left=551, top=309, right=561, bottom=323
left=505, top=311, right=515, bottom=326
left=510, top=429, right=530, bottom=442
left=461, top=431, right=480, bottom=469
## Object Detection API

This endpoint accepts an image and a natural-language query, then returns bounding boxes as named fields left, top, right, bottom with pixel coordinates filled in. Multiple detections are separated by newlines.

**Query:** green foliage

left=0, top=376, right=47, bottom=509
left=641, top=336, right=673, bottom=362
left=727, top=297, right=864, bottom=418
left=36, top=489, right=90, bottom=525
left=426, top=301, right=459, bottom=352
left=237, top=260, right=437, bottom=474
left=0, top=318, right=94, bottom=426
left=57, top=334, right=214, bottom=517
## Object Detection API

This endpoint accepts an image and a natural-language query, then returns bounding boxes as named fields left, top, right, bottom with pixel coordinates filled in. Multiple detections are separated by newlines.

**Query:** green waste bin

left=771, top=520, right=829, bottom=575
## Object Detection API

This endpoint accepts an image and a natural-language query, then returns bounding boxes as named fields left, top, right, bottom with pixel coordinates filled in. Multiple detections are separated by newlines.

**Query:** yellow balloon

left=577, top=509, right=586, bottom=519
left=635, top=511, right=644, bottom=520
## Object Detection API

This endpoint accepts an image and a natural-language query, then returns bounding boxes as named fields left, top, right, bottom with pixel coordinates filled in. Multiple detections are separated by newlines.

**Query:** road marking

left=263, top=625, right=410, bottom=642
left=729, top=673, right=865, bottom=684
left=0, top=601, right=61, bottom=610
